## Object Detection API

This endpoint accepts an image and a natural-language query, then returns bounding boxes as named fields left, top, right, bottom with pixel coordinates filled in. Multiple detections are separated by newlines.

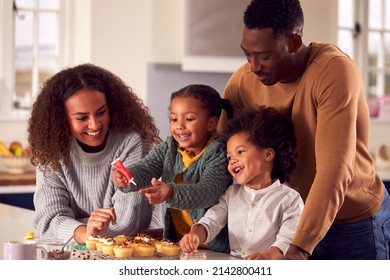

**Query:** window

left=338, top=0, right=390, bottom=99
left=0, top=0, right=69, bottom=118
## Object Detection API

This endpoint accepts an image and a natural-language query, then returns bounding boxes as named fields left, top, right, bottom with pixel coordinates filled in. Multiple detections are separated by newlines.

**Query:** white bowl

left=1, top=156, right=32, bottom=174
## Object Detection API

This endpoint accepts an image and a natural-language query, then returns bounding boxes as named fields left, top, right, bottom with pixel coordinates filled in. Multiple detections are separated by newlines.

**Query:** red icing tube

left=111, top=158, right=136, bottom=185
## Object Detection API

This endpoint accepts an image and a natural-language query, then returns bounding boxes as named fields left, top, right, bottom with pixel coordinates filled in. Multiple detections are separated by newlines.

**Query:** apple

left=9, top=141, right=23, bottom=155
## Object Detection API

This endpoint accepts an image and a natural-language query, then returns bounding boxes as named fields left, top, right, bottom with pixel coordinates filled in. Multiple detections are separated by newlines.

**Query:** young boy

left=180, top=106, right=304, bottom=259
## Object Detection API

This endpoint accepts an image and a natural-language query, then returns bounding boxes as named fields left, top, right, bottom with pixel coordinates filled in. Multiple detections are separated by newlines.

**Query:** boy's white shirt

left=197, top=179, right=304, bottom=258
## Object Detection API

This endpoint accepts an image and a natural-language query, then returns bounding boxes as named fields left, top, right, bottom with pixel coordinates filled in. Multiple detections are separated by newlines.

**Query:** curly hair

left=170, top=84, right=234, bottom=120
left=244, top=0, right=304, bottom=37
left=27, top=63, right=161, bottom=171
left=222, top=106, right=297, bottom=183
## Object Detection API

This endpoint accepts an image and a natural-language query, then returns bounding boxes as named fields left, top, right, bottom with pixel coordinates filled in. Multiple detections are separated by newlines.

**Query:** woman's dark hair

left=28, top=63, right=161, bottom=172
left=244, top=0, right=304, bottom=37
left=170, top=84, right=234, bottom=120
left=222, top=106, right=297, bottom=183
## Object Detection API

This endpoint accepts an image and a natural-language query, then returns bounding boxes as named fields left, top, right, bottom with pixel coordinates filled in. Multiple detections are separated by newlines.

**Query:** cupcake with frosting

left=101, top=238, right=116, bottom=256
left=95, top=236, right=109, bottom=252
left=85, top=235, right=100, bottom=250
left=113, top=234, right=128, bottom=245
left=114, top=243, right=134, bottom=259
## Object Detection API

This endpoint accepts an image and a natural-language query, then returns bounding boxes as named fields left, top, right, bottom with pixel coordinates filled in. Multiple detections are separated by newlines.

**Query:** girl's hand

left=180, top=233, right=200, bottom=253
left=112, top=169, right=129, bottom=187
left=139, top=177, right=173, bottom=204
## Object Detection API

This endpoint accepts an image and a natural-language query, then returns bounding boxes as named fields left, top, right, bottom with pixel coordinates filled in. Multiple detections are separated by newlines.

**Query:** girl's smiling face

left=169, top=96, right=218, bottom=156
left=65, top=89, right=110, bottom=151
left=226, top=132, right=274, bottom=190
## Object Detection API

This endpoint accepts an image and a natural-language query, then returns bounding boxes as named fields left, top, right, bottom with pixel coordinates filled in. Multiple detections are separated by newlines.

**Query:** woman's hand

left=112, top=169, right=129, bottom=187
left=87, top=208, right=117, bottom=236
left=139, top=177, right=173, bottom=204
left=73, top=208, right=117, bottom=243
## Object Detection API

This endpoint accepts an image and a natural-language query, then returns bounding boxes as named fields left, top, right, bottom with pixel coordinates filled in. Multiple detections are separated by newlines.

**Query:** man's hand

left=244, top=247, right=284, bottom=260
left=283, top=244, right=310, bottom=260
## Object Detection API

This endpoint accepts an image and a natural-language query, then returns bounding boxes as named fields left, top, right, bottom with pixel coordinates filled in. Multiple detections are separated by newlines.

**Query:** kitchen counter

left=0, top=203, right=238, bottom=260
left=0, top=171, right=35, bottom=194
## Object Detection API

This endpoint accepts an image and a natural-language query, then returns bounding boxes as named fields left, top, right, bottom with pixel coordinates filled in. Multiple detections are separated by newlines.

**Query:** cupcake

left=113, top=243, right=134, bottom=259
left=101, top=238, right=116, bottom=256
left=85, top=235, right=100, bottom=250
left=113, top=234, right=128, bottom=244
left=126, top=238, right=143, bottom=249
left=134, top=242, right=155, bottom=257
left=95, top=236, right=109, bottom=252
left=161, top=242, right=181, bottom=256
left=154, top=237, right=170, bottom=253
left=134, top=233, right=153, bottom=243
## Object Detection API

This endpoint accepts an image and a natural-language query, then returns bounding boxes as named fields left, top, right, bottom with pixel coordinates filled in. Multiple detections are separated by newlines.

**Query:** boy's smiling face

left=226, top=132, right=274, bottom=190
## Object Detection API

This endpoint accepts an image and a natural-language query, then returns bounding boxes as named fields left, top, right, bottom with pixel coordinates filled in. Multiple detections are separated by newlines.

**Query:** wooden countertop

left=0, top=171, right=36, bottom=186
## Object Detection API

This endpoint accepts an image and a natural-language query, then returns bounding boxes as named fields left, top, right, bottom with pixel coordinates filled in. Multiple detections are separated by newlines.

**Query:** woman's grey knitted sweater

left=118, top=136, right=232, bottom=253
left=33, top=130, right=162, bottom=240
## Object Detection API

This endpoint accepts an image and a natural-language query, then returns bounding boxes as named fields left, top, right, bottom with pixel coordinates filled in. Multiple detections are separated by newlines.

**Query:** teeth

left=87, top=130, right=100, bottom=136
left=234, top=167, right=243, bottom=174
left=178, top=134, right=190, bottom=140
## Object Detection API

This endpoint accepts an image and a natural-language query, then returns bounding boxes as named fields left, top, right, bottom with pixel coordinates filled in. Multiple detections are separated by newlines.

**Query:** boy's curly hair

left=222, top=106, right=297, bottom=183
left=244, top=0, right=304, bottom=37
left=27, top=63, right=161, bottom=171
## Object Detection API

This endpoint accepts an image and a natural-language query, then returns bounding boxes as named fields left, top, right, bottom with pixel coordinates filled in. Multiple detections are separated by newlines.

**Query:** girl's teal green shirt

left=116, top=136, right=232, bottom=253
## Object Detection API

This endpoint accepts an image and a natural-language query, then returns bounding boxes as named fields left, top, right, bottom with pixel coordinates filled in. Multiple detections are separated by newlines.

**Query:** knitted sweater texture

left=33, top=130, right=161, bottom=240
left=219, top=42, right=384, bottom=254
left=118, top=136, right=232, bottom=253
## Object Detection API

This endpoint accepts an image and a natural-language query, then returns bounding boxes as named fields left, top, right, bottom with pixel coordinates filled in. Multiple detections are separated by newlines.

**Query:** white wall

left=1, top=0, right=389, bottom=166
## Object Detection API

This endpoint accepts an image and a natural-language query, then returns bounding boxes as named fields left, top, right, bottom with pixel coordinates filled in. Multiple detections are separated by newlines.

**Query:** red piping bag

left=111, top=158, right=136, bottom=185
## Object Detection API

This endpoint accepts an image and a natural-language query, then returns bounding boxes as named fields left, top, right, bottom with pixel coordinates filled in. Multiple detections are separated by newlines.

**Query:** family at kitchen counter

left=28, top=0, right=390, bottom=260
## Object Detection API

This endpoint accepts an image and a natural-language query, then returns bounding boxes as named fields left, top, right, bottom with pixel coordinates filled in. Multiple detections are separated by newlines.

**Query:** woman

left=28, top=63, right=162, bottom=243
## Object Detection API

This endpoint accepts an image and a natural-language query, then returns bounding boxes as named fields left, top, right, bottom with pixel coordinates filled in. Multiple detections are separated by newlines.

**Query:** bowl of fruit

left=0, top=141, right=32, bottom=174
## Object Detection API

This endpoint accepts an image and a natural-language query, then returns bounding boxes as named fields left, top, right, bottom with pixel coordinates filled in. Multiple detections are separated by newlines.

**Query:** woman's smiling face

left=65, top=89, right=110, bottom=150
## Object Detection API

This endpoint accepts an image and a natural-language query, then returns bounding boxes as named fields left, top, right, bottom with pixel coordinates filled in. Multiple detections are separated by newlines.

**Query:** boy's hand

left=112, top=169, right=130, bottom=187
left=139, top=177, right=173, bottom=204
left=180, top=233, right=200, bottom=253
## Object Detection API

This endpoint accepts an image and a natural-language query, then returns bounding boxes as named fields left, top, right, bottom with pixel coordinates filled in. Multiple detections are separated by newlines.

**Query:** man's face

left=240, top=26, right=296, bottom=85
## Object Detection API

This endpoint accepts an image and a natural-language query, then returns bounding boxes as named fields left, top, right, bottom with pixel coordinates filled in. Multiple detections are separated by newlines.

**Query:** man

left=217, top=0, right=390, bottom=260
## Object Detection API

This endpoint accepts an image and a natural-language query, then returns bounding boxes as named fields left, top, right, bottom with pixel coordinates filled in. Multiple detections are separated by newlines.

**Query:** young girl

left=180, top=106, right=304, bottom=259
left=28, top=63, right=162, bottom=244
left=112, top=84, right=234, bottom=253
